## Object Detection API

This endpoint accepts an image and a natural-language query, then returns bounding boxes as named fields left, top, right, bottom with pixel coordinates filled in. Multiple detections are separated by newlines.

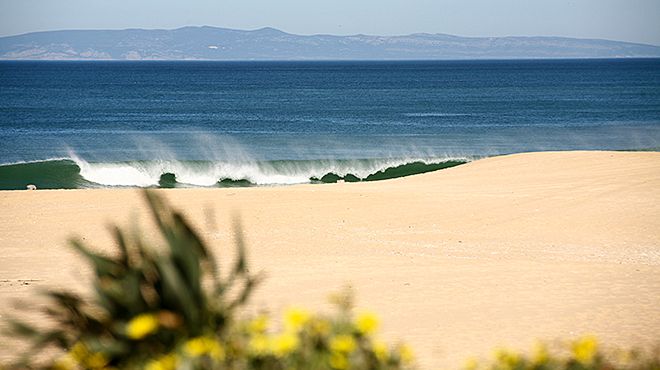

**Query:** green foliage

left=3, top=191, right=412, bottom=370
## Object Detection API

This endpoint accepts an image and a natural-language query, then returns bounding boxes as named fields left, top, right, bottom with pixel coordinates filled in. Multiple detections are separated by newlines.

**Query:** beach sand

left=1, top=150, right=659, bottom=368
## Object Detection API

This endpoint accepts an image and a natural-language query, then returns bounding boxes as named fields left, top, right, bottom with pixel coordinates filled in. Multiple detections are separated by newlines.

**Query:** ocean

left=1, top=59, right=659, bottom=189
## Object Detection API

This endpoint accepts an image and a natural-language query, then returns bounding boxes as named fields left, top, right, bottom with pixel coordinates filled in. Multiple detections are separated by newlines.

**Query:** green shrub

left=4, top=191, right=413, bottom=370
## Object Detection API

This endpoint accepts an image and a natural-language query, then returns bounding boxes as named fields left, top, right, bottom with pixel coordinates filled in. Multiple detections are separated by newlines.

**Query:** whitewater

left=0, top=146, right=468, bottom=189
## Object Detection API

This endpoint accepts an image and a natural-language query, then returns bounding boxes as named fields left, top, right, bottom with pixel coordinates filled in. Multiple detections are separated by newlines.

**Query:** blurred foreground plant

left=4, top=190, right=414, bottom=370
left=464, top=336, right=659, bottom=370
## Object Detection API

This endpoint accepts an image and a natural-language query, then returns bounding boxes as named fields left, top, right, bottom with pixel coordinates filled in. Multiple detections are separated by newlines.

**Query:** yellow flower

left=145, top=353, right=178, bottom=370
left=208, top=343, right=224, bottom=360
left=355, top=311, right=379, bottom=335
left=69, top=342, right=89, bottom=362
left=493, top=348, right=520, bottom=370
left=248, top=314, right=269, bottom=334
left=272, top=333, right=299, bottom=357
left=85, top=352, right=109, bottom=369
left=126, top=313, right=159, bottom=339
left=398, top=343, right=415, bottom=365
left=248, top=335, right=271, bottom=356
left=183, top=336, right=225, bottom=360
left=184, top=337, right=207, bottom=357
left=373, top=340, right=389, bottom=362
left=330, top=334, right=357, bottom=354
left=572, top=336, right=598, bottom=366
left=532, top=341, right=549, bottom=365
left=53, top=354, right=77, bottom=370
left=463, top=357, right=479, bottom=370
left=208, top=338, right=224, bottom=360
left=60, top=342, right=110, bottom=370
left=329, top=352, right=349, bottom=369
left=284, top=307, right=310, bottom=332
left=62, top=342, right=109, bottom=370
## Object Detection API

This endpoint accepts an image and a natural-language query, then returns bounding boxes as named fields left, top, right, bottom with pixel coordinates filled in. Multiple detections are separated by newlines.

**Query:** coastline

left=1, top=150, right=659, bottom=368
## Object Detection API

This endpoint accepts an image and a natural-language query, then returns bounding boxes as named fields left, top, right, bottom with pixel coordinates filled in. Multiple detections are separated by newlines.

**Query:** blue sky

left=1, top=0, right=659, bottom=45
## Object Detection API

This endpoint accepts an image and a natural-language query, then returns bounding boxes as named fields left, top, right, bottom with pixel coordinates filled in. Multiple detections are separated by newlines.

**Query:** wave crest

left=0, top=154, right=468, bottom=190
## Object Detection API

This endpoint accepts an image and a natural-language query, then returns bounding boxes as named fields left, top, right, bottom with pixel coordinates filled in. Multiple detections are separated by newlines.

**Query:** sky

left=1, top=0, right=659, bottom=45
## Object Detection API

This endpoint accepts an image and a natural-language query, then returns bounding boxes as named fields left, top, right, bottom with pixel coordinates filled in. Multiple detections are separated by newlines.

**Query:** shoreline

left=0, top=156, right=469, bottom=190
left=3, top=149, right=660, bottom=192
left=1, top=150, right=659, bottom=368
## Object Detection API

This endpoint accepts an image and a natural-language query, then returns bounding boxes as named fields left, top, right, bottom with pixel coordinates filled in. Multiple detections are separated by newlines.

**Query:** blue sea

left=1, top=59, right=659, bottom=189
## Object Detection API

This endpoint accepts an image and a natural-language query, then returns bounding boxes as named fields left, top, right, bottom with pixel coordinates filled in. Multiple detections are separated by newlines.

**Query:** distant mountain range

left=1, top=26, right=659, bottom=60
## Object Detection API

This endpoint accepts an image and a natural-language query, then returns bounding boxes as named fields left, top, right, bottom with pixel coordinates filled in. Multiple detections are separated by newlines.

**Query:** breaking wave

left=0, top=153, right=468, bottom=190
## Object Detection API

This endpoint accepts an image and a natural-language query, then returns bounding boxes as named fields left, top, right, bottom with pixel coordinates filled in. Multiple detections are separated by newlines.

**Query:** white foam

left=66, top=142, right=471, bottom=187
left=404, top=112, right=472, bottom=117
left=69, top=151, right=160, bottom=187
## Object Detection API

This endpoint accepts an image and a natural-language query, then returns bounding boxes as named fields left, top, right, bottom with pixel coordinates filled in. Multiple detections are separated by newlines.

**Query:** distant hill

left=1, top=26, right=659, bottom=60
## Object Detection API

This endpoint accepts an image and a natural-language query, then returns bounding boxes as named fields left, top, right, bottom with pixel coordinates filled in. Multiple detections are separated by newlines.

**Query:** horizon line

left=2, top=25, right=659, bottom=48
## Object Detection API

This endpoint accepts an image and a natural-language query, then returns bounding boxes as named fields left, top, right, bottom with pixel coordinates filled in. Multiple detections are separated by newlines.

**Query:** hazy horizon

left=1, top=0, right=659, bottom=45
left=2, top=25, right=659, bottom=47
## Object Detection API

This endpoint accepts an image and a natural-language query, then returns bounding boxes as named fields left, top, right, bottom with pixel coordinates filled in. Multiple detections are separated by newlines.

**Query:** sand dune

left=1, top=150, right=659, bottom=368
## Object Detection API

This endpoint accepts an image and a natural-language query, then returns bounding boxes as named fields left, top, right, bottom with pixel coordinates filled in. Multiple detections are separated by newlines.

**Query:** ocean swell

left=0, top=155, right=468, bottom=190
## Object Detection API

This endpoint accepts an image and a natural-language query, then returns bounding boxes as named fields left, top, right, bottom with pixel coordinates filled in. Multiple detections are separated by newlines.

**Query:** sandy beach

left=1, top=150, right=659, bottom=368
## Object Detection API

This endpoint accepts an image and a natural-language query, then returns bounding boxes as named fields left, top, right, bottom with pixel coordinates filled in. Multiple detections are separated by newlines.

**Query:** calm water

left=0, top=59, right=659, bottom=188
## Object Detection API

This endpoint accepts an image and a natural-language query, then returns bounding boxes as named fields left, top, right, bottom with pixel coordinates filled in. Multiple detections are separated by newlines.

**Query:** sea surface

left=1, top=59, right=659, bottom=189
